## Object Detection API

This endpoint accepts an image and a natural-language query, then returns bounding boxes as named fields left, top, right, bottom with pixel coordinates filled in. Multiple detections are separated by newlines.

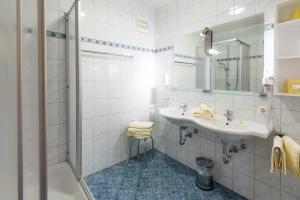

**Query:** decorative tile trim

left=155, top=46, right=174, bottom=53
left=216, top=55, right=263, bottom=62
left=174, top=53, right=197, bottom=60
left=81, top=36, right=156, bottom=53
left=46, top=31, right=66, bottom=39
left=46, top=31, right=174, bottom=53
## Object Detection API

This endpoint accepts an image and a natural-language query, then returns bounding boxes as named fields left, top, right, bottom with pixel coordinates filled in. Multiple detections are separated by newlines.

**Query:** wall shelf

left=274, top=92, right=300, bottom=97
left=272, top=0, right=300, bottom=96
left=277, top=55, right=300, bottom=60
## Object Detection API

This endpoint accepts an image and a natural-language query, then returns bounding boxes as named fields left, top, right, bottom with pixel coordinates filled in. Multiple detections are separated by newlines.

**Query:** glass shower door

left=66, top=0, right=82, bottom=178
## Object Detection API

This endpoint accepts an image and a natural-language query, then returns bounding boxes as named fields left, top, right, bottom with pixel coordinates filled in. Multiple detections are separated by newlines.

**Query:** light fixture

left=163, top=74, right=170, bottom=86
left=199, top=32, right=205, bottom=38
left=229, top=6, right=246, bottom=16
left=208, top=48, right=220, bottom=55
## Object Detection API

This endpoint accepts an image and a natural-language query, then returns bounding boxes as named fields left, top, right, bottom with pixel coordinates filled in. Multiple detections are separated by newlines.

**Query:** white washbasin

left=159, top=107, right=271, bottom=141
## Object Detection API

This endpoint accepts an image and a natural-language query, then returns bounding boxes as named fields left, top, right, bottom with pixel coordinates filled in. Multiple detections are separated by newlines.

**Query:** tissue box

left=285, top=80, right=300, bottom=94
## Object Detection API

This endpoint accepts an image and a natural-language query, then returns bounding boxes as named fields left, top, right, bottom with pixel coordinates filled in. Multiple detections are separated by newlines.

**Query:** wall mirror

left=173, top=14, right=264, bottom=94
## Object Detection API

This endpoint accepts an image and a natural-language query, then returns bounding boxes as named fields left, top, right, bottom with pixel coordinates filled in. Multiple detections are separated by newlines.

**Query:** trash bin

left=195, top=157, right=214, bottom=191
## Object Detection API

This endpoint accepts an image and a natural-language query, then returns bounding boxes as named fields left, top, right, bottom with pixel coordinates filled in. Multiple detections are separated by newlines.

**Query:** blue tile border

left=46, top=31, right=174, bottom=53
left=46, top=31, right=66, bottom=39
left=174, top=53, right=198, bottom=60
left=46, top=31, right=263, bottom=60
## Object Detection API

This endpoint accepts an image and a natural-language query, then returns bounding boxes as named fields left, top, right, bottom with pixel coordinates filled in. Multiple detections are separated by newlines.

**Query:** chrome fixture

left=179, top=103, right=188, bottom=113
left=81, top=49, right=133, bottom=58
left=224, top=110, right=233, bottom=121
left=201, top=27, right=213, bottom=56
left=221, top=140, right=247, bottom=164
left=173, top=61, right=196, bottom=66
left=179, top=127, right=197, bottom=145
left=202, top=89, right=211, bottom=94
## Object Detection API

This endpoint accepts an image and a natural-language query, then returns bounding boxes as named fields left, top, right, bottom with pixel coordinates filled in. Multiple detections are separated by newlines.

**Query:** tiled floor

left=84, top=150, right=247, bottom=200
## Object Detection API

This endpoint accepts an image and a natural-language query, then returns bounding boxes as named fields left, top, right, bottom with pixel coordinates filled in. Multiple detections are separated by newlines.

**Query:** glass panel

left=22, top=0, right=40, bottom=199
left=0, top=0, right=19, bottom=199
left=67, top=3, right=78, bottom=172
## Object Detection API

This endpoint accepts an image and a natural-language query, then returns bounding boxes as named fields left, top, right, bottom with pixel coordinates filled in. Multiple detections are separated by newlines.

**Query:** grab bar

left=81, top=49, right=133, bottom=58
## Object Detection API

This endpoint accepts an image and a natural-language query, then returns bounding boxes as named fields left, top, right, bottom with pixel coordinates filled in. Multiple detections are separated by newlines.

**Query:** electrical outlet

left=257, top=105, right=267, bottom=115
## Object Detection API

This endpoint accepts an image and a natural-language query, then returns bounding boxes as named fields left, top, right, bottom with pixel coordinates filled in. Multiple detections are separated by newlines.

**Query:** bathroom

left=1, top=0, right=300, bottom=199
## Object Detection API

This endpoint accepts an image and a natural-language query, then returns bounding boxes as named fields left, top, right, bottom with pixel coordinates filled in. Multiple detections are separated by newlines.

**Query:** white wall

left=154, top=0, right=300, bottom=200
left=80, top=0, right=156, bottom=176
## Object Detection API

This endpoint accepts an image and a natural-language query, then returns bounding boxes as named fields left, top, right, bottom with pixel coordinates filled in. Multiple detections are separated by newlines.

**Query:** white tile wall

left=46, top=0, right=73, bottom=166
left=154, top=0, right=300, bottom=199
left=80, top=0, right=156, bottom=177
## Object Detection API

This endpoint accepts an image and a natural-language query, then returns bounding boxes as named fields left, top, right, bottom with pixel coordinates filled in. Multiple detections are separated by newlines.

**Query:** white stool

left=129, top=135, right=154, bottom=169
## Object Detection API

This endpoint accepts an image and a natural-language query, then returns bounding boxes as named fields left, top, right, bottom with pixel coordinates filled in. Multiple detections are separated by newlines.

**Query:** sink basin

left=159, top=107, right=271, bottom=141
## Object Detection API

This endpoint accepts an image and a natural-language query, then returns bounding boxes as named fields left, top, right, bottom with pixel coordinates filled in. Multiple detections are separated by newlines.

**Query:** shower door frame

left=65, top=2, right=95, bottom=199
left=65, top=0, right=82, bottom=180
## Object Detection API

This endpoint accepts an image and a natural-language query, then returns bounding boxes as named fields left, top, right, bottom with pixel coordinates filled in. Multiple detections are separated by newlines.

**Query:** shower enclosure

left=66, top=0, right=82, bottom=179
left=212, top=39, right=250, bottom=91
left=0, top=0, right=47, bottom=199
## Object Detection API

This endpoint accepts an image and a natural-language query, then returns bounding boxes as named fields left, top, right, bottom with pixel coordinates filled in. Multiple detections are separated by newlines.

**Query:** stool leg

left=150, top=136, right=154, bottom=159
left=129, top=138, right=135, bottom=161
left=144, top=138, right=147, bottom=170
left=137, top=139, right=140, bottom=158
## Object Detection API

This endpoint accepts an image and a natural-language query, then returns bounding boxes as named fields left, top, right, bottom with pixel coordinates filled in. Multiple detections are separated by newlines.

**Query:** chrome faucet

left=179, top=103, right=188, bottom=112
left=224, top=110, right=233, bottom=121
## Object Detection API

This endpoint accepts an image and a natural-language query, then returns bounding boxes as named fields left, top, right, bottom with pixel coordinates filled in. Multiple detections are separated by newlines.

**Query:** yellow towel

left=283, top=136, right=300, bottom=176
left=128, top=121, right=154, bottom=129
left=127, top=132, right=152, bottom=138
left=192, top=104, right=214, bottom=119
left=128, top=128, right=152, bottom=133
left=127, top=127, right=153, bottom=137
left=270, top=136, right=286, bottom=175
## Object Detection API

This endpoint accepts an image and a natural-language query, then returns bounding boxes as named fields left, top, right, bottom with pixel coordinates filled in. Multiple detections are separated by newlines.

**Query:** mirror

left=173, top=14, right=264, bottom=93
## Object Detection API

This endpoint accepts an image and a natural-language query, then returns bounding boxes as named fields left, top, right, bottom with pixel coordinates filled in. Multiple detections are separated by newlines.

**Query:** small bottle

left=292, top=6, right=300, bottom=20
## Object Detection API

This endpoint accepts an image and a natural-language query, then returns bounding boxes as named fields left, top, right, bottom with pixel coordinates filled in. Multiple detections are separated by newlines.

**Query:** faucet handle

left=224, top=109, right=233, bottom=121
left=179, top=103, right=188, bottom=112
left=225, top=109, right=233, bottom=115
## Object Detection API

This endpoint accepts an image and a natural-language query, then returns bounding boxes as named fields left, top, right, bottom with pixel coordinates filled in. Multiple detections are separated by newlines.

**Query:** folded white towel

left=128, top=121, right=154, bottom=129
left=270, top=136, right=286, bottom=175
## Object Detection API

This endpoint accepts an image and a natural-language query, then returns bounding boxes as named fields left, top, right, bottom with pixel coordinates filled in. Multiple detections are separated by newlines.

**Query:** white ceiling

left=138, top=0, right=174, bottom=8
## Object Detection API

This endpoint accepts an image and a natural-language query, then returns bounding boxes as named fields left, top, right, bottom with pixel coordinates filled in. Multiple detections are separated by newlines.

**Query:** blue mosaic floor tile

left=84, top=149, right=248, bottom=200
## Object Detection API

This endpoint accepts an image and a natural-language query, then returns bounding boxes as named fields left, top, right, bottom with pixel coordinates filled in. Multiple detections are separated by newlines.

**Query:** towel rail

left=173, top=61, right=196, bottom=66
left=81, top=49, right=133, bottom=58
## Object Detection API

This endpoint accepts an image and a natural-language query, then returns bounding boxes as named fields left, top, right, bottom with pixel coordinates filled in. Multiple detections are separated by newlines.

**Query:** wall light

left=208, top=48, right=220, bottom=55
left=163, top=74, right=170, bottom=86
left=229, top=6, right=246, bottom=16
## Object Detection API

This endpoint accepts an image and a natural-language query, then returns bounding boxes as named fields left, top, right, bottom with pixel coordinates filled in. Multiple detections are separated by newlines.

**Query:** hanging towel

left=192, top=104, right=214, bottom=119
left=128, top=121, right=154, bottom=129
left=283, top=136, right=300, bottom=176
left=270, top=136, right=286, bottom=175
